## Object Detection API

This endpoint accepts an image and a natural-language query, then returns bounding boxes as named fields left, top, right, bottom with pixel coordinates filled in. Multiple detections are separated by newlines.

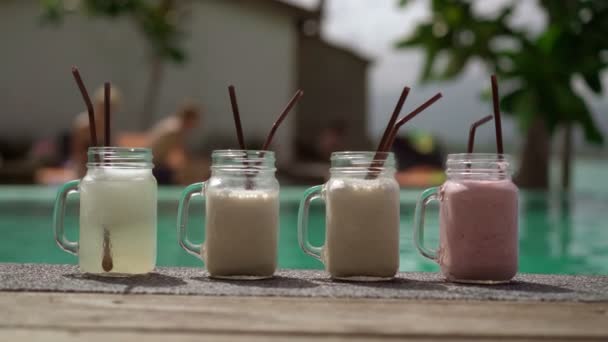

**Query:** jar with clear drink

left=53, top=147, right=157, bottom=276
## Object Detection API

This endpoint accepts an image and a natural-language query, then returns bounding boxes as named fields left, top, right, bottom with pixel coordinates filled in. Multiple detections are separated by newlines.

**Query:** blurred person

left=318, top=120, right=348, bottom=161
left=148, top=100, right=202, bottom=184
left=290, top=120, right=350, bottom=184
left=296, top=120, right=348, bottom=163
left=389, top=132, right=445, bottom=188
left=70, top=85, right=122, bottom=177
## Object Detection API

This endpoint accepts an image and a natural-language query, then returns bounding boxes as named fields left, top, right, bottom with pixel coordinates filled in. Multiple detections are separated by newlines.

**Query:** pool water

left=1, top=183, right=606, bottom=275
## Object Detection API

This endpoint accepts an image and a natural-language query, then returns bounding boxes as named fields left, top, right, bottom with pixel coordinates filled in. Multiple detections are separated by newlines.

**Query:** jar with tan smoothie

left=177, top=150, right=279, bottom=279
left=298, top=151, right=400, bottom=281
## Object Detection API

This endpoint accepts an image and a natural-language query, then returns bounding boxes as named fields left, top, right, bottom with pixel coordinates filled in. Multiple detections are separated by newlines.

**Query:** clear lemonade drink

left=79, top=167, right=157, bottom=274
left=53, top=147, right=157, bottom=275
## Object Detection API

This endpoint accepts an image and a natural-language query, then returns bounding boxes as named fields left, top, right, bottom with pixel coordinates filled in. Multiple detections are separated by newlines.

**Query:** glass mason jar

left=298, top=152, right=400, bottom=281
left=177, top=150, right=279, bottom=279
left=53, top=147, right=157, bottom=276
left=414, top=153, right=519, bottom=284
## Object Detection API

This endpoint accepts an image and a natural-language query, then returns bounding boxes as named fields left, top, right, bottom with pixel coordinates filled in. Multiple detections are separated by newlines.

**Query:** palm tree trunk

left=514, top=117, right=550, bottom=189
left=136, top=0, right=178, bottom=128
left=560, top=123, right=572, bottom=191
left=140, top=56, right=164, bottom=129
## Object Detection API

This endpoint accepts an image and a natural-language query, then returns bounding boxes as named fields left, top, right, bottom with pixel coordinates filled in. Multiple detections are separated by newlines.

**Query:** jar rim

left=87, top=146, right=153, bottom=168
left=330, top=151, right=395, bottom=174
left=88, top=147, right=151, bottom=153
left=331, top=151, right=393, bottom=159
left=211, top=149, right=276, bottom=172
left=446, top=153, right=512, bottom=179
left=330, top=151, right=395, bottom=164
left=212, top=149, right=274, bottom=156
left=447, top=153, right=511, bottom=160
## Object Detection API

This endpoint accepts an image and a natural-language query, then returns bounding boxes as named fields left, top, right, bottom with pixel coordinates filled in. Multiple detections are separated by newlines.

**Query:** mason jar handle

left=177, top=182, right=205, bottom=259
left=53, top=180, right=80, bottom=255
left=297, top=185, right=323, bottom=261
left=414, top=186, right=440, bottom=260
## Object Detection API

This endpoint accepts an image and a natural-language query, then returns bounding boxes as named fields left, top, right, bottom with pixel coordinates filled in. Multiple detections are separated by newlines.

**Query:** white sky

left=285, top=0, right=608, bottom=152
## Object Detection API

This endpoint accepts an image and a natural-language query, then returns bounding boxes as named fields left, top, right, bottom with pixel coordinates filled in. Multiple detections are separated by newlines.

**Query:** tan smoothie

left=324, top=178, right=400, bottom=279
left=204, top=189, right=279, bottom=278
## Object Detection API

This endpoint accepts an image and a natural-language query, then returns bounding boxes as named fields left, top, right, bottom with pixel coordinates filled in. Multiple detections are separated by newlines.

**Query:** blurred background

left=0, top=0, right=606, bottom=274
left=0, top=0, right=606, bottom=188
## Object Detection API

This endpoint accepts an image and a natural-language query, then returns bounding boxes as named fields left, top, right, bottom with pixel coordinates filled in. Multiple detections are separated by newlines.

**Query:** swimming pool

left=1, top=181, right=606, bottom=275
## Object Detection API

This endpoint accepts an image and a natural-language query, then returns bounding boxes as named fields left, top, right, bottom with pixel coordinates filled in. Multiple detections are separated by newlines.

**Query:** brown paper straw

left=262, top=89, right=304, bottom=150
left=101, top=226, right=113, bottom=272
left=104, top=82, right=111, bottom=147
left=102, top=83, right=114, bottom=272
left=490, top=75, right=504, bottom=154
left=365, top=92, right=442, bottom=179
left=377, top=86, right=410, bottom=152
left=467, top=115, right=493, bottom=153
left=383, top=92, right=443, bottom=151
left=228, top=85, right=246, bottom=149
left=71, top=67, right=98, bottom=148
left=71, top=68, right=112, bottom=272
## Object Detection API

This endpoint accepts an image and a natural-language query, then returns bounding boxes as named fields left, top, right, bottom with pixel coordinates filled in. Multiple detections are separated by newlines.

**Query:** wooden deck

left=1, top=292, right=607, bottom=341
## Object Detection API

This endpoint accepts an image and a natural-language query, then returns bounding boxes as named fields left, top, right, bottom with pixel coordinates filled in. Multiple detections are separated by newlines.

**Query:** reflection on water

left=520, top=192, right=568, bottom=273
left=519, top=191, right=608, bottom=274
left=0, top=188, right=606, bottom=275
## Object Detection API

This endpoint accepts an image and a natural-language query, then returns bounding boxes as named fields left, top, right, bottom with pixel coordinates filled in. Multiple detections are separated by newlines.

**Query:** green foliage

left=40, top=0, right=187, bottom=63
left=397, top=0, right=607, bottom=144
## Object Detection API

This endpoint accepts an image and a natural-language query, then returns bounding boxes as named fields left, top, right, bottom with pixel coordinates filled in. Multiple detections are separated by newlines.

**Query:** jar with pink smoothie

left=413, top=153, right=518, bottom=284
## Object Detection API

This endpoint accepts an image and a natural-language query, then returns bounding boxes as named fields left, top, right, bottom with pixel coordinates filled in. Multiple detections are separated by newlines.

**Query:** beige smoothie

left=438, top=179, right=518, bottom=282
left=324, top=178, right=400, bottom=279
left=204, top=188, right=279, bottom=278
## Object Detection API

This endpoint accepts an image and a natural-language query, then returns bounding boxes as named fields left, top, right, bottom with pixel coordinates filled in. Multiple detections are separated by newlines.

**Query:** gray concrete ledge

left=1, top=263, right=606, bottom=302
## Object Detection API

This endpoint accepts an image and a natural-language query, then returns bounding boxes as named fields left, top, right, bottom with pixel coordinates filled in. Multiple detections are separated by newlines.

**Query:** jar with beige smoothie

left=177, top=150, right=279, bottom=279
left=298, top=151, right=400, bottom=281
left=414, top=153, right=519, bottom=284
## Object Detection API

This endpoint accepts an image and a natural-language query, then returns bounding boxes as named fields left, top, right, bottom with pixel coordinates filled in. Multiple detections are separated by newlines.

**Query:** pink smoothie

left=438, top=179, right=518, bottom=283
